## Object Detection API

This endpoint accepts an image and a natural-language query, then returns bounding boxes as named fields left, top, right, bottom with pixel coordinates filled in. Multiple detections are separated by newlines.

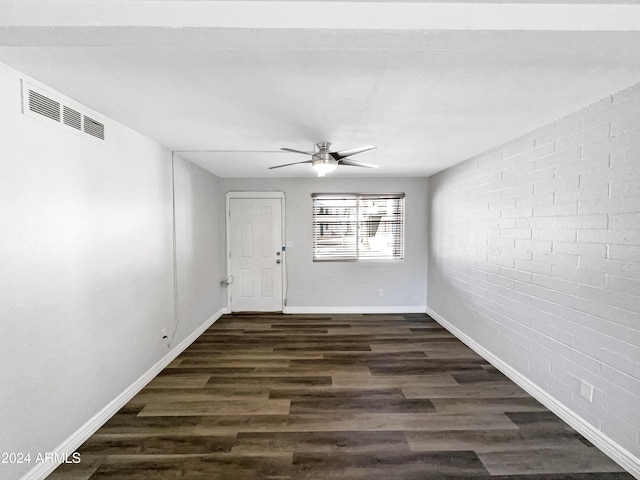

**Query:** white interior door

left=228, top=196, right=283, bottom=312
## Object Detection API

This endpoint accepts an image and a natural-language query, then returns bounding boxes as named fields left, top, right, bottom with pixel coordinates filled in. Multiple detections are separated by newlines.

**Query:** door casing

left=225, top=191, right=286, bottom=312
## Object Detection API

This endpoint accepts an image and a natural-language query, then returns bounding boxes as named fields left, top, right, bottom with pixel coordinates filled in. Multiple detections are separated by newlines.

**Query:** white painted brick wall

left=428, top=81, right=640, bottom=466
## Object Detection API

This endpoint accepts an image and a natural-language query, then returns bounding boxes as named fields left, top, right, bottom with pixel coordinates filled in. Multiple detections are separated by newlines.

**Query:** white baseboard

left=283, top=306, right=427, bottom=314
left=20, top=307, right=229, bottom=480
left=426, top=306, right=640, bottom=480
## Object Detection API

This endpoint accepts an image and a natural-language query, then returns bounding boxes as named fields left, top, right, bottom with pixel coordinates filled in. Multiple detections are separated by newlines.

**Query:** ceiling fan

left=270, top=141, right=378, bottom=176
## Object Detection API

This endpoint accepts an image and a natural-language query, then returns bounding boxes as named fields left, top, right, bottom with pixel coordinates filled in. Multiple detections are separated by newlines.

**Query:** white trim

left=425, top=306, right=640, bottom=480
left=226, top=191, right=286, bottom=200
left=226, top=191, right=286, bottom=313
left=284, top=306, right=426, bottom=314
left=9, top=3, right=640, bottom=31
left=19, top=308, right=229, bottom=480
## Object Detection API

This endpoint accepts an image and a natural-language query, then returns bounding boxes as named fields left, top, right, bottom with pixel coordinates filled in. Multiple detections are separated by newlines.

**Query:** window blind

left=312, top=193, right=405, bottom=261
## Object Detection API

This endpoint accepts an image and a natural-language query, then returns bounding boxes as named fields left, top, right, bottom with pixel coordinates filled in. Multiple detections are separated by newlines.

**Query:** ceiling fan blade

left=269, top=160, right=313, bottom=169
left=332, top=145, right=377, bottom=159
left=281, top=147, right=314, bottom=155
left=339, top=158, right=379, bottom=168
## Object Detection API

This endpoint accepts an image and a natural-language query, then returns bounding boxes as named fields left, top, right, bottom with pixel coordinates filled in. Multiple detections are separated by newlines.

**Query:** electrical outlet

left=160, top=328, right=170, bottom=348
left=378, top=289, right=384, bottom=297
left=579, top=379, right=594, bottom=402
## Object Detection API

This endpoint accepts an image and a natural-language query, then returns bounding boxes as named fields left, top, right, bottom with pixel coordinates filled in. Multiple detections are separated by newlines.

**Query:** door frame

left=225, top=191, right=286, bottom=312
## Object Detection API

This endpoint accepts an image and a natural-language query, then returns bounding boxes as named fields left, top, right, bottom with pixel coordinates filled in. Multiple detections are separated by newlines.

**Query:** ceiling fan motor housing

left=315, top=141, right=332, bottom=152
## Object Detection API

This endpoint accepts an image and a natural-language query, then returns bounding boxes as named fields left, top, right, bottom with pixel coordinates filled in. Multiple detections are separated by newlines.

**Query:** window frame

left=311, top=192, right=405, bottom=262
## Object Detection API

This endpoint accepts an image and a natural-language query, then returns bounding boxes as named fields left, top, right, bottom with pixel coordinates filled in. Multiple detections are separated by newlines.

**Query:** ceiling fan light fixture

left=312, top=158, right=338, bottom=177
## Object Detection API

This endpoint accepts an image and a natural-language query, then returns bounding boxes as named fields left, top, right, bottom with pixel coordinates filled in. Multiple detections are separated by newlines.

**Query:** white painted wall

left=428, top=81, right=640, bottom=472
left=0, top=62, right=226, bottom=480
left=174, top=155, right=226, bottom=340
left=222, top=177, right=428, bottom=312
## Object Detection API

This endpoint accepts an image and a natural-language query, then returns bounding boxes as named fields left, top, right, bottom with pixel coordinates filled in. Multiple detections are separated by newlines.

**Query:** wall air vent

left=83, top=116, right=104, bottom=140
left=63, top=106, right=82, bottom=130
left=28, top=90, right=61, bottom=122
left=21, top=80, right=106, bottom=143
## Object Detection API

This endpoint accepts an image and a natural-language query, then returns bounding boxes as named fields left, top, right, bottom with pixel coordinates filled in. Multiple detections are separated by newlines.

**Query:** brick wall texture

left=428, top=81, right=640, bottom=460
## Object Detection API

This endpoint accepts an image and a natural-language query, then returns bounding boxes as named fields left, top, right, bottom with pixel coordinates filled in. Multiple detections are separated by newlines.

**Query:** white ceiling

left=1, top=1, right=640, bottom=177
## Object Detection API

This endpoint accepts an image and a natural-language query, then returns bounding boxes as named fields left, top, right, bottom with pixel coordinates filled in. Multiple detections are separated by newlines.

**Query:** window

left=312, top=193, right=405, bottom=261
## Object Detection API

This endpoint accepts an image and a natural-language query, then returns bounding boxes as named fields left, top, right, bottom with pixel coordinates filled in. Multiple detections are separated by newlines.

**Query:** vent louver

left=63, top=106, right=82, bottom=130
left=22, top=80, right=106, bottom=143
left=83, top=116, right=105, bottom=140
left=29, top=90, right=61, bottom=122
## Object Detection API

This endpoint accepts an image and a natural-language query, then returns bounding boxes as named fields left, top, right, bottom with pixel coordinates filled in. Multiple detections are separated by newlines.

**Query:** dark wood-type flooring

left=49, top=313, right=632, bottom=479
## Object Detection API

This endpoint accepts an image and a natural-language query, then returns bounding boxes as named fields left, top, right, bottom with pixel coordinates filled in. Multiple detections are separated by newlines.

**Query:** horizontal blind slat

left=313, top=193, right=404, bottom=261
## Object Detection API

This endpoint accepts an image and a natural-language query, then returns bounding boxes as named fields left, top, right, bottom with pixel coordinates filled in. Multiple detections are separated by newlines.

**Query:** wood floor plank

left=291, top=450, right=490, bottom=479
left=193, top=413, right=521, bottom=435
left=180, top=452, right=294, bottom=479
left=47, top=313, right=633, bottom=480
left=451, top=370, right=512, bottom=384
left=155, top=367, right=254, bottom=375
left=320, top=351, right=429, bottom=361
left=207, top=375, right=332, bottom=387
left=46, top=467, right=98, bottom=480
left=286, top=389, right=436, bottom=414
left=369, top=341, right=465, bottom=353
left=405, top=429, right=589, bottom=453
left=85, top=453, right=294, bottom=480
left=252, top=365, right=372, bottom=376
left=402, top=383, right=530, bottom=399
left=97, top=414, right=201, bottom=436
left=331, top=373, right=459, bottom=388
left=145, top=374, right=211, bottom=389
left=477, top=447, right=627, bottom=475
left=231, top=430, right=410, bottom=454
left=183, top=352, right=323, bottom=360
left=78, top=435, right=236, bottom=455
left=137, top=398, right=291, bottom=416
left=176, top=358, right=290, bottom=368
left=131, top=387, right=271, bottom=403
left=429, top=397, right=547, bottom=414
